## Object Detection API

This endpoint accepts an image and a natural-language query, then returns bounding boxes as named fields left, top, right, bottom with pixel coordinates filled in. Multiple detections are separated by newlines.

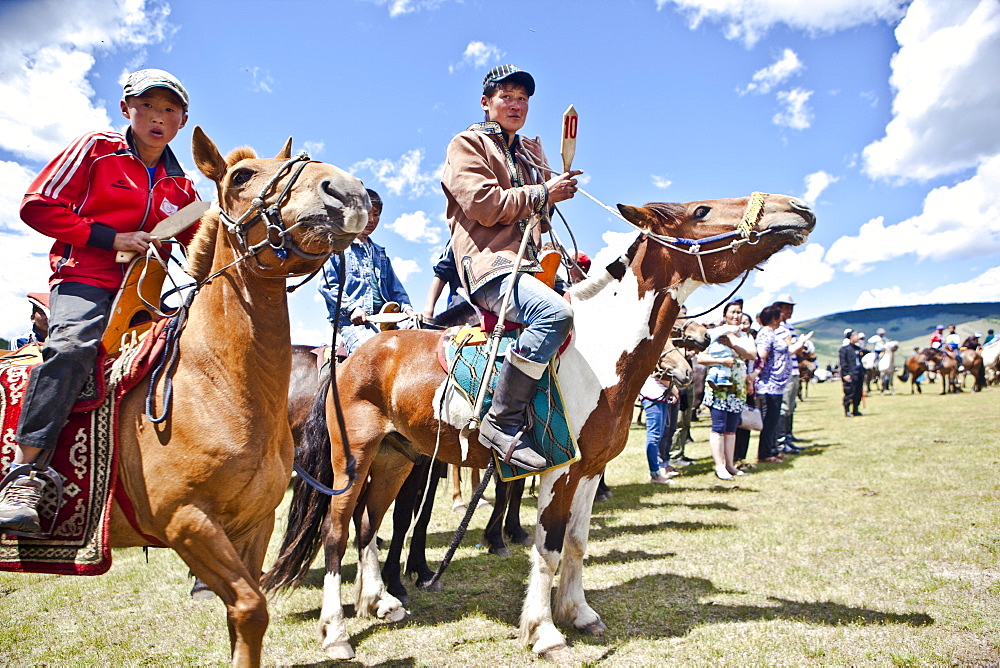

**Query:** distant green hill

left=793, top=302, right=1000, bottom=369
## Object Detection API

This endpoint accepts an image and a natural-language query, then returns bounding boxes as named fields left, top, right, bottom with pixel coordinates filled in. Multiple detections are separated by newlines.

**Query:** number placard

left=560, top=104, right=578, bottom=173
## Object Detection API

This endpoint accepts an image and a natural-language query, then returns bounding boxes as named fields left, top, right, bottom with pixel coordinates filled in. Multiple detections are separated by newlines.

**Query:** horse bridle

left=217, top=151, right=333, bottom=275
left=671, top=320, right=707, bottom=351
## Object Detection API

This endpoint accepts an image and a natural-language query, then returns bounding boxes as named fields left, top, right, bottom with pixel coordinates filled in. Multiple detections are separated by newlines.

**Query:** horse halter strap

left=217, top=151, right=331, bottom=272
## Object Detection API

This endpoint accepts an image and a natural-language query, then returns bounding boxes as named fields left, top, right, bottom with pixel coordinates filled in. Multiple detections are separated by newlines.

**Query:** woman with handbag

left=696, top=300, right=757, bottom=480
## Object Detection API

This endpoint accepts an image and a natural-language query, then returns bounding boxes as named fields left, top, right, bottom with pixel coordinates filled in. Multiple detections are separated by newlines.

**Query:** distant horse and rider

left=862, top=340, right=898, bottom=395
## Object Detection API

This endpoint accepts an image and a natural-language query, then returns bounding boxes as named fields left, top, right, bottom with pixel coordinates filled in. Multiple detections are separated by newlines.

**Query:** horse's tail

left=899, top=363, right=910, bottom=382
left=262, top=375, right=334, bottom=593
left=976, top=361, right=987, bottom=390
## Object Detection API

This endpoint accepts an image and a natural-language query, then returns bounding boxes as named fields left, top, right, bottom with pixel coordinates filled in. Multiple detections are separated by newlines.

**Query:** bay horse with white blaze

left=263, top=193, right=815, bottom=660
left=111, top=128, right=368, bottom=666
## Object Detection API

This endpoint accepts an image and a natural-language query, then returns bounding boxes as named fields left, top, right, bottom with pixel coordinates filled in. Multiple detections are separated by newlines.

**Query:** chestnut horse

left=108, top=128, right=368, bottom=666
left=901, top=348, right=958, bottom=395
left=959, top=348, right=986, bottom=392
left=263, top=193, right=815, bottom=660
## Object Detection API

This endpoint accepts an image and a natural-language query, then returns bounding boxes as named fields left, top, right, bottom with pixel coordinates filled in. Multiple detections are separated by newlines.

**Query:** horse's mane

left=568, top=234, right=644, bottom=302
left=644, top=202, right=686, bottom=222
left=186, top=208, right=220, bottom=281
left=185, top=146, right=259, bottom=281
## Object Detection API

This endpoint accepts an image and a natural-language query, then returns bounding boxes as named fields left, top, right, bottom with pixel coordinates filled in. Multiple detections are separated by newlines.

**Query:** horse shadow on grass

left=284, top=566, right=933, bottom=666
left=581, top=572, right=933, bottom=662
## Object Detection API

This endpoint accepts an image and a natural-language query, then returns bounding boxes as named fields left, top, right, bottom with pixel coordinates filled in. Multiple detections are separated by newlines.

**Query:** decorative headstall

left=217, top=151, right=332, bottom=275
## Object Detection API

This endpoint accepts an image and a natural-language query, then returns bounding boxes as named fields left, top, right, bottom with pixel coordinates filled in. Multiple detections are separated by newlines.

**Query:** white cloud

left=652, top=175, right=673, bottom=189
left=449, top=41, right=505, bottom=73
left=290, top=320, right=329, bottom=347
left=381, top=0, right=447, bottom=17
left=247, top=66, right=274, bottom=93
left=740, top=48, right=803, bottom=95
left=658, top=0, right=907, bottom=47
left=0, top=0, right=174, bottom=162
left=351, top=149, right=440, bottom=198
left=0, top=160, right=54, bottom=343
left=752, top=242, right=835, bottom=292
left=827, top=152, right=1000, bottom=272
left=863, top=0, right=1000, bottom=181
left=802, top=170, right=839, bottom=205
left=391, top=257, right=421, bottom=283
left=852, top=265, right=1000, bottom=309
left=302, top=140, right=325, bottom=159
left=773, top=88, right=814, bottom=129
left=388, top=211, right=443, bottom=244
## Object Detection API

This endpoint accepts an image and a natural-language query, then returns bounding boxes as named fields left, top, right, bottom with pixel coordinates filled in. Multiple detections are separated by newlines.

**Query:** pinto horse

left=263, top=193, right=815, bottom=660
left=108, top=128, right=367, bottom=666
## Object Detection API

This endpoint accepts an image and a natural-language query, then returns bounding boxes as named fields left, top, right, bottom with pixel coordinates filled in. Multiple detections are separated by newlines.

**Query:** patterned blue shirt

left=754, top=326, right=792, bottom=395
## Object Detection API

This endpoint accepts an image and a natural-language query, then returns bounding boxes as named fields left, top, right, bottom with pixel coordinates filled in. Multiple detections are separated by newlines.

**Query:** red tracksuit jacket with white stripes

left=21, top=128, right=200, bottom=292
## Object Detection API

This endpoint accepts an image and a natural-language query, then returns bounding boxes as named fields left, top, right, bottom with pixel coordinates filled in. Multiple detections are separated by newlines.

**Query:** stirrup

left=0, top=463, right=64, bottom=538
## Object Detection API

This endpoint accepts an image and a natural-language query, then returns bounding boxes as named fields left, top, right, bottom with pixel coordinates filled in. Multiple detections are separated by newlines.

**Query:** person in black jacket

left=839, top=330, right=868, bottom=417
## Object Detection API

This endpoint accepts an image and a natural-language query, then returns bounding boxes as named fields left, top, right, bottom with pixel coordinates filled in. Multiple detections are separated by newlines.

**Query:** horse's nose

left=318, top=174, right=368, bottom=232
left=788, top=198, right=816, bottom=230
left=318, top=175, right=365, bottom=210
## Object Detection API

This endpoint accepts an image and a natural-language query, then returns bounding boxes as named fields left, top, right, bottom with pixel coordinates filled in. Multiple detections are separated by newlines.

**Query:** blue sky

left=1, top=0, right=997, bottom=345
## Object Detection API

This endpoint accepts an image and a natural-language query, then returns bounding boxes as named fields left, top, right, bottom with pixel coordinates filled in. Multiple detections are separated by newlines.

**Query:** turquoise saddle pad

left=446, top=330, right=578, bottom=480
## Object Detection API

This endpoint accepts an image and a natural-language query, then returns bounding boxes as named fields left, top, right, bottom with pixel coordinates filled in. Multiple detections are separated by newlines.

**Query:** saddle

left=102, top=255, right=172, bottom=358
left=437, top=317, right=578, bottom=481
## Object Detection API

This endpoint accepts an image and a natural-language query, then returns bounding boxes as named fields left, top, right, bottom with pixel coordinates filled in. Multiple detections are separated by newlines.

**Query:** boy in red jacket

left=0, top=69, right=199, bottom=533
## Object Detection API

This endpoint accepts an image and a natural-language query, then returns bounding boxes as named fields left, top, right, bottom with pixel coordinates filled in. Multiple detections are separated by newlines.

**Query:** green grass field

left=2, top=379, right=998, bottom=665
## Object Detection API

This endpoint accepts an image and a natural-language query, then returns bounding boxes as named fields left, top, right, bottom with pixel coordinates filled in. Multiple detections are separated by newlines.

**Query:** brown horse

left=263, top=193, right=815, bottom=660
left=798, top=350, right=818, bottom=398
left=959, top=348, right=986, bottom=392
left=108, top=128, right=368, bottom=666
left=901, top=348, right=959, bottom=395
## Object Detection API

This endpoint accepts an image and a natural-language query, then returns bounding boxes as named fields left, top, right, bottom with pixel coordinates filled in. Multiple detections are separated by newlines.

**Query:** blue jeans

left=472, top=272, right=574, bottom=363
left=642, top=398, right=676, bottom=475
left=16, top=282, right=114, bottom=450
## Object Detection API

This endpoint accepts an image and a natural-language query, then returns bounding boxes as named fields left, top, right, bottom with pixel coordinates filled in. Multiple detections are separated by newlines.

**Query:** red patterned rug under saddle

left=0, top=320, right=169, bottom=575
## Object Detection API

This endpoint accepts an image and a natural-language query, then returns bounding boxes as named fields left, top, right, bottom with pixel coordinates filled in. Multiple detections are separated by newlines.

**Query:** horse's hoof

left=476, top=498, right=492, bottom=510
left=488, top=545, right=511, bottom=557
left=506, top=531, right=532, bottom=546
left=540, top=645, right=575, bottom=662
left=417, top=578, right=442, bottom=592
left=322, top=641, right=355, bottom=660
left=382, top=605, right=407, bottom=623
left=577, top=619, right=607, bottom=635
left=190, top=578, right=215, bottom=600
left=452, top=501, right=467, bottom=513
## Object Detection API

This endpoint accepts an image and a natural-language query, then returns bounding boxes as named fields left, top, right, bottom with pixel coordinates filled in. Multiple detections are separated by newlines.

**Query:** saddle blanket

left=444, top=328, right=579, bottom=481
left=0, top=323, right=168, bottom=575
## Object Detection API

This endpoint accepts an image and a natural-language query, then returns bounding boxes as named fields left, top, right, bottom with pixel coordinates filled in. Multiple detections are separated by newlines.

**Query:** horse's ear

left=275, top=137, right=293, bottom=160
left=191, top=126, right=228, bottom=184
left=617, top=204, right=651, bottom=230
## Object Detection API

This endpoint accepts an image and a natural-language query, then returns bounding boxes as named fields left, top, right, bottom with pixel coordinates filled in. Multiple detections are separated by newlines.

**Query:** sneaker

left=673, top=457, right=695, bottom=467
left=0, top=475, right=46, bottom=534
left=649, top=473, right=674, bottom=484
left=660, top=466, right=681, bottom=478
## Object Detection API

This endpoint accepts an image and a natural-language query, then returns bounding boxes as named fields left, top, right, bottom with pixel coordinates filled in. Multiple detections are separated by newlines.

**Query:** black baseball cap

left=483, top=64, right=535, bottom=96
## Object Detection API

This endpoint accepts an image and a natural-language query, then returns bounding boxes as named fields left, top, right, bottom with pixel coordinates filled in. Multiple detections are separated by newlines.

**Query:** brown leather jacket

left=441, top=121, right=552, bottom=294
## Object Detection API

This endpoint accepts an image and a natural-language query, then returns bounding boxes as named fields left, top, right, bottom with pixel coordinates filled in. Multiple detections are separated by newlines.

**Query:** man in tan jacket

left=441, top=64, right=582, bottom=471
